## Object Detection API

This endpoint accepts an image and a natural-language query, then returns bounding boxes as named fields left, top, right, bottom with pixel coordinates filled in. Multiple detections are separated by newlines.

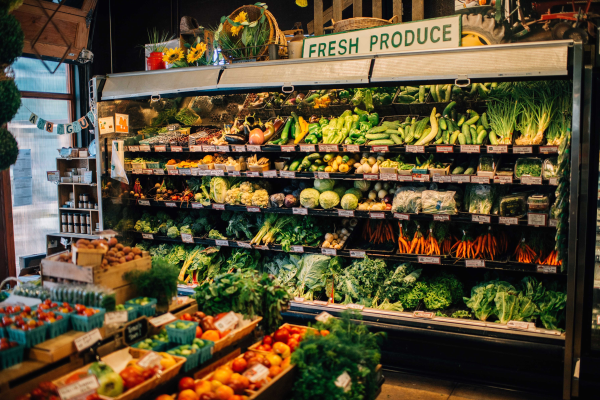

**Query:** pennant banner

left=27, top=110, right=96, bottom=135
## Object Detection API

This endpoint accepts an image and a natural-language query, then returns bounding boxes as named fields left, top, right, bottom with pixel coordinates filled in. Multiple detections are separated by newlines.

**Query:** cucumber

left=470, top=128, right=478, bottom=145
left=443, top=130, right=450, bottom=144
left=405, top=125, right=415, bottom=143
left=310, top=164, right=319, bottom=172
left=489, top=131, right=498, bottom=145
left=435, top=137, right=443, bottom=144
left=476, top=130, right=488, bottom=145
left=465, top=167, right=475, bottom=175
left=457, top=133, right=466, bottom=145
left=430, top=85, right=439, bottom=102
left=366, top=133, right=390, bottom=140
left=368, top=139, right=395, bottom=145
left=457, top=115, right=465, bottom=127
left=462, top=124, right=471, bottom=144
left=414, top=117, right=430, bottom=139
left=481, top=112, right=490, bottom=129
left=435, top=84, right=442, bottom=102
left=450, top=130, right=460, bottom=144
left=382, top=121, right=400, bottom=129
left=300, top=157, right=313, bottom=169
left=442, top=101, right=456, bottom=118
left=397, top=126, right=405, bottom=138
left=477, top=84, right=489, bottom=99
left=476, top=125, right=485, bottom=133
left=367, top=126, right=388, bottom=134
left=385, top=129, right=400, bottom=135
left=398, top=95, right=416, bottom=103
left=318, top=165, right=326, bottom=171
left=405, top=86, right=420, bottom=94
left=465, top=114, right=480, bottom=125
left=390, top=134, right=403, bottom=144
left=405, top=116, right=411, bottom=124
left=444, top=84, right=452, bottom=102
left=439, top=118, right=448, bottom=131
left=306, top=153, right=321, bottom=161
left=418, top=85, right=426, bottom=103
left=469, top=83, right=478, bottom=96
left=452, top=166, right=465, bottom=174
left=435, top=129, right=443, bottom=141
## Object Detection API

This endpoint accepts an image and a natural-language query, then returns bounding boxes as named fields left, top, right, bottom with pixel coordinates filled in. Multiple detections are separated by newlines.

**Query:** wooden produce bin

left=213, top=317, right=262, bottom=353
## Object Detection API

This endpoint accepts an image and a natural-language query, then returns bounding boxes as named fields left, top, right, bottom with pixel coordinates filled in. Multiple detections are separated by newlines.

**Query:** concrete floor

left=377, top=371, right=560, bottom=400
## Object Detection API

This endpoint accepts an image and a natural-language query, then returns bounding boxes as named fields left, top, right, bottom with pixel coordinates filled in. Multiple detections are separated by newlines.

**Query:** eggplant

left=225, top=134, right=247, bottom=144
left=242, top=125, right=251, bottom=139
left=273, top=118, right=284, bottom=132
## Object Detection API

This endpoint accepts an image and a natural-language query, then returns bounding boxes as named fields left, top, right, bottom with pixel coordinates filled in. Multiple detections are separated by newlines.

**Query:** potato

left=76, top=239, right=90, bottom=246
left=125, top=254, right=133, bottom=262
left=116, top=251, right=124, bottom=258
left=98, top=239, right=109, bottom=247
left=119, top=257, right=126, bottom=264
left=122, top=246, right=131, bottom=254
left=132, top=248, right=142, bottom=255
left=133, top=255, right=142, bottom=260
left=107, top=237, right=118, bottom=247
left=115, top=243, right=124, bottom=251
left=87, top=244, right=95, bottom=249
left=102, top=259, right=108, bottom=265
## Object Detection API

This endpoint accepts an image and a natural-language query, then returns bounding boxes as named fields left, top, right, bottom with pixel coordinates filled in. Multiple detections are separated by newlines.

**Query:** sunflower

left=230, top=11, right=248, bottom=36
left=187, top=42, right=207, bottom=63
left=296, top=0, right=308, bottom=6
left=162, top=48, right=184, bottom=64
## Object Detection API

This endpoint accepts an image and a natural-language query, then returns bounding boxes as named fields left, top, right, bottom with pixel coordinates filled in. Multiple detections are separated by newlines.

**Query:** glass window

left=12, top=58, right=69, bottom=94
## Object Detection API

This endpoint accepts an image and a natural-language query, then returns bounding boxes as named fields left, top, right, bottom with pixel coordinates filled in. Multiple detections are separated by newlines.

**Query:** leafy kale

left=336, top=256, right=388, bottom=306
left=222, top=212, right=257, bottom=240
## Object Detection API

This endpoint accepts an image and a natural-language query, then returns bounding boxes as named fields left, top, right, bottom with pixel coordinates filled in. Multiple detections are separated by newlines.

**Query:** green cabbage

left=344, top=188, right=363, bottom=201
left=314, top=179, right=335, bottom=193
left=332, top=185, right=346, bottom=199
left=319, top=191, right=340, bottom=209
left=341, top=194, right=358, bottom=210
left=300, top=188, right=320, bottom=208
left=354, top=180, right=371, bottom=192
left=210, top=177, right=229, bottom=203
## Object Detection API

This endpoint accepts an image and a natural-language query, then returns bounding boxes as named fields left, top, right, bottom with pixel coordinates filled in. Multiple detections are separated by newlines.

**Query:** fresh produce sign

left=302, top=16, right=460, bottom=59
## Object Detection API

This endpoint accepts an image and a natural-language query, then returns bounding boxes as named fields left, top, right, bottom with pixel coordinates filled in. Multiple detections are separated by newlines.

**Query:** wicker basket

left=333, top=16, right=399, bottom=33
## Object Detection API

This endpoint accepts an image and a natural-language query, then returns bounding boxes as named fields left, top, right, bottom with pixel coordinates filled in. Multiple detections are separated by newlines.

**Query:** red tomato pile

left=74, top=304, right=100, bottom=317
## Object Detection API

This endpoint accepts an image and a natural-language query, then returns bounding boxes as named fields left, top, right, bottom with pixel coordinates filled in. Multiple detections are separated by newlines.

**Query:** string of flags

left=27, top=110, right=96, bottom=135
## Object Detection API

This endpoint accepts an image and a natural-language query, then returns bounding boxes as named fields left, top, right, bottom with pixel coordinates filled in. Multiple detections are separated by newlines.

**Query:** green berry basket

left=125, top=298, right=157, bottom=318
left=0, top=343, right=24, bottom=369
left=55, top=309, right=76, bottom=329
left=197, top=340, right=214, bottom=364
left=7, top=323, right=49, bottom=347
left=132, top=339, right=168, bottom=352
left=70, top=308, right=105, bottom=332
left=0, top=327, right=5, bottom=338
left=45, top=315, right=70, bottom=339
left=126, top=306, right=139, bottom=321
left=167, top=344, right=201, bottom=372
left=165, top=321, right=197, bottom=344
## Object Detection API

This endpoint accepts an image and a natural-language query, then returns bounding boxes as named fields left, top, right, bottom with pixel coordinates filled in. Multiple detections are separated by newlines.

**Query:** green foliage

left=423, top=271, right=464, bottom=310
left=0, top=78, right=21, bottom=125
left=0, top=128, right=18, bottom=171
left=0, top=11, right=23, bottom=65
left=225, top=248, right=261, bottom=272
left=124, top=258, right=179, bottom=299
left=167, top=226, right=180, bottom=238
left=222, top=211, right=256, bottom=240
left=336, top=256, right=388, bottom=306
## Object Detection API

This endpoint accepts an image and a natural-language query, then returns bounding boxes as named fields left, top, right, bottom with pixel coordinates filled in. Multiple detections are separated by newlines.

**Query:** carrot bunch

left=452, top=237, right=476, bottom=259
left=408, top=229, right=427, bottom=254
left=362, top=220, right=395, bottom=245
left=539, top=250, right=562, bottom=266
left=397, top=222, right=412, bottom=254
left=439, top=238, right=453, bottom=254
left=514, top=240, right=537, bottom=263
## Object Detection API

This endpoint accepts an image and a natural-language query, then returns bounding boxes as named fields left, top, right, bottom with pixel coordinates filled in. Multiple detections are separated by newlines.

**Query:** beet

left=284, top=194, right=298, bottom=208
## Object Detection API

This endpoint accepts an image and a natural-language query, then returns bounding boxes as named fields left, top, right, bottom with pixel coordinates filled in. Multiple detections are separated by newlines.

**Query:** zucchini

left=310, top=164, right=319, bottom=172
left=481, top=112, right=490, bottom=129
left=442, top=101, right=456, bottom=118
left=465, top=113, right=480, bottom=125
left=366, top=133, right=390, bottom=140
left=439, top=118, right=448, bottom=131
left=289, top=160, right=300, bottom=171
left=368, top=139, right=395, bottom=145
left=390, top=134, right=403, bottom=144
left=398, top=95, right=416, bottom=103
left=443, top=130, right=450, bottom=144
left=435, top=137, right=444, bottom=144
left=489, top=131, right=498, bottom=145
left=452, top=166, right=465, bottom=174
left=382, top=121, right=400, bottom=129
left=457, top=133, right=466, bottom=145
left=306, top=153, right=321, bottom=161
left=318, top=165, right=326, bottom=171
left=462, top=124, right=471, bottom=144
left=464, top=167, right=475, bottom=175
left=477, top=130, right=488, bottom=145
left=385, top=129, right=400, bottom=135
left=435, top=129, right=443, bottom=141
left=418, top=85, right=426, bottom=103
left=450, top=130, right=460, bottom=144
left=300, top=157, right=312, bottom=169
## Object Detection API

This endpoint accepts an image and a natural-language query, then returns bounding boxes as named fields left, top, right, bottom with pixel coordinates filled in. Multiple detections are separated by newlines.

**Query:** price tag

left=471, top=176, right=489, bottom=184
left=293, top=207, right=308, bottom=215
left=291, top=245, right=304, bottom=253
left=210, top=169, right=225, bottom=177
left=129, top=145, right=140, bottom=151
left=397, top=175, right=413, bottom=182
left=245, top=207, right=261, bottom=213
left=229, top=170, right=241, bottom=177
left=179, top=168, right=191, bottom=175
left=507, top=321, right=535, bottom=330
left=237, top=241, right=252, bottom=248
left=494, top=175, right=513, bottom=184
left=171, top=146, right=183, bottom=152
left=142, top=233, right=154, bottom=239
left=460, top=145, right=480, bottom=153
left=155, top=145, right=166, bottom=152
left=154, top=169, right=165, bottom=175
left=528, top=213, right=547, bottom=227
left=280, top=145, right=295, bottom=152
left=58, top=375, right=99, bottom=400
left=149, top=312, right=177, bottom=327
left=132, top=169, right=142, bottom=175
left=337, top=210, right=355, bottom=217
left=280, top=171, right=296, bottom=178
left=350, top=250, right=366, bottom=258
left=537, top=265, right=557, bottom=274
left=244, top=363, right=270, bottom=383
left=433, top=215, right=451, bottom=221
left=521, top=176, right=542, bottom=185
left=549, top=219, right=559, bottom=227
left=181, top=233, right=194, bottom=243
left=433, top=175, right=452, bottom=183
left=123, top=319, right=148, bottom=345
left=436, top=146, right=453, bottom=153
left=263, top=170, right=277, bottom=178
left=417, top=256, right=441, bottom=264
left=316, top=172, right=330, bottom=179
left=380, top=173, right=398, bottom=181
left=393, top=213, right=410, bottom=220
left=232, top=145, right=246, bottom=152
left=540, top=146, right=559, bottom=154
left=322, top=248, right=337, bottom=256
left=370, top=212, right=385, bottom=219
left=334, top=371, right=352, bottom=393
left=300, top=144, right=316, bottom=152
left=472, top=214, right=491, bottom=224
left=137, top=351, right=162, bottom=369
left=215, top=311, right=238, bottom=333
left=167, top=169, right=179, bottom=176
left=513, top=146, right=533, bottom=154
left=216, top=145, right=230, bottom=152
left=198, top=169, right=211, bottom=176
left=345, top=145, right=360, bottom=152
left=139, top=199, right=150, bottom=206
left=371, top=145, right=389, bottom=152
left=192, top=203, right=203, bottom=209
left=166, top=202, right=177, bottom=207
left=363, top=173, right=379, bottom=180
left=487, top=145, right=508, bottom=154
left=313, top=300, right=328, bottom=306
left=499, top=217, right=519, bottom=225
left=413, top=311, right=435, bottom=318
left=246, top=145, right=261, bottom=152
left=212, top=204, right=225, bottom=210
left=294, top=297, right=305, bottom=302
left=246, top=171, right=260, bottom=177
left=549, top=177, right=559, bottom=186
left=315, top=311, right=334, bottom=322
left=413, top=174, right=430, bottom=182
left=211, top=239, right=228, bottom=247
left=406, top=145, right=425, bottom=153
left=47, top=171, right=60, bottom=182
left=465, top=259, right=485, bottom=268
left=104, top=311, right=128, bottom=325
left=203, top=145, right=216, bottom=152
left=142, top=169, right=153, bottom=175
left=451, top=175, right=470, bottom=183
left=139, top=145, right=151, bottom=152
left=74, top=328, right=103, bottom=352
left=318, top=144, right=339, bottom=152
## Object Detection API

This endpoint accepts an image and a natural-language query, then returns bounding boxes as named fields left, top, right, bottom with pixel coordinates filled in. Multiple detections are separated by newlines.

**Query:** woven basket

left=333, top=16, right=399, bottom=33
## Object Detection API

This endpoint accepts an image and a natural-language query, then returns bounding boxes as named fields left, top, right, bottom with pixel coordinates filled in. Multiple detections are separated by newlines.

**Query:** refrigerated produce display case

left=90, top=40, right=589, bottom=399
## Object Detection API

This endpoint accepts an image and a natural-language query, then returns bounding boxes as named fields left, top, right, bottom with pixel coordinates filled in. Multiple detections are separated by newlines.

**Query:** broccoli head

left=180, top=225, right=193, bottom=235
left=167, top=226, right=180, bottom=238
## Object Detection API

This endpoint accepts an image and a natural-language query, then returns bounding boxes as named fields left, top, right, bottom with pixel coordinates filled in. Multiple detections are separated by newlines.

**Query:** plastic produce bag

left=392, top=186, right=425, bottom=214
left=110, top=140, right=129, bottom=184
left=421, top=190, right=457, bottom=215
left=466, top=185, right=495, bottom=214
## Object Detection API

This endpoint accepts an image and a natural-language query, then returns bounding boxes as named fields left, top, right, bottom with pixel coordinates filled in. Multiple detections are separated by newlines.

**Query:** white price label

left=280, top=171, right=296, bottom=178
left=210, top=169, right=225, bottom=177
left=181, top=233, right=194, bottom=243
left=291, top=245, right=304, bottom=253
left=216, top=145, right=230, bottom=152
left=318, top=144, right=339, bottom=152
left=294, top=297, right=305, bottom=302
left=499, top=217, right=519, bottom=225
left=202, top=145, right=216, bottom=152
left=139, top=199, right=150, bottom=206
left=214, top=311, right=238, bottom=333
left=380, top=173, right=398, bottom=181
left=549, top=177, right=559, bottom=186
left=433, top=175, right=452, bottom=183
left=433, top=215, right=451, bottom=221
left=513, top=146, right=533, bottom=154
left=347, top=304, right=364, bottom=311
left=293, top=207, right=308, bottom=215
left=104, top=311, right=128, bottom=325
left=74, top=328, right=103, bottom=352
left=47, top=171, right=60, bottom=182
left=212, top=204, right=225, bottom=210
left=549, top=219, right=559, bottom=227
left=232, top=145, right=246, bottom=152
left=215, top=240, right=229, bottom=247
left=139, top=145, right=151, bottom=152
left=315, top=311, right=334, bottom=322
left=451, top=175, right=470, bottom=183
left=397, top=175, right=413, bottom=182
left=413, top=174, right=430, bottom=182
left=143, top=169, right=153, bottom=175
left=129, top=146, right=140, bottom=151
left=237, top=241, right=252, bottom=248
left=436, top=146, right=454, bottom=153
left=413, top=311, right=435, bottom=318
left=263, top=170, right=277, bottom=178
left=494, top=175, right=513, bottom=184
left=335, top=371, right=352, bottom=393
left=137, top=351, right=162, bottom=369
left=58, top=375, right=99, bottom=400
left=465, top=259, right=485, bottom=268
left=345, top=144, right=360, bottom=152
left=167, top=169, right=179, bottom=176
left=132, top=169, right=142, bottom=175
left=472, top=214, right=491, bottom=224
left=460, top=145, right=480, bottom=153
left=149, top=312, right=177, bottom=327
left=198, top=169, right=211, bottom=176
left=246, top=145, right=261, bottom=152
left=371, top=145, right=389, bottom=152
left=322, top=248, right=337, bottom=256
left=363, top=173, right=379, bottom=180
left=540, top=146, right=559, bottom=153
left=280, top=145, right=295, bottom=152
left=487, top=145, right=508, bottom=154
left=521, top=176, right=542, bottom=185
left=299, top=145, right=316, bottom=152
left=246, top=171, right=260, bottom=177
left=191, top=202, right=203, bottom=209
left=418, top=256, right=441, bottom=264
left=243, top=363, right=270, bottom=383
left=142, top=233, right=154, bottom=239
left=246, top=207, right=261, bottom=213
left=229, top=170, right=241, bottom=177
left=370, top=212, right=385, bottom=219
left=166, top=202, right=177, bottom=207
left=537, top=265, right=557, bottom=274
left=171, top=146, right=183, bottom=152
left=154, top=169, right=165, bottom=175
left=179, top=168, right=191, bottom=175
left=337, top=210, right=355, bottom=217
left=350, top=251, right=366, bottom=258
left=316, top=172, right=330, bottom=179
left=528, top=213, right=547, bottom=227
left=471, top=176, right=490, bottom=184
left=394, top=213, right=410, bottom=220
left=155, top=145, right=166, bottom=152
left=507, top=321, right=535, bottom=330
left=406, top=145, right=425, bottom=153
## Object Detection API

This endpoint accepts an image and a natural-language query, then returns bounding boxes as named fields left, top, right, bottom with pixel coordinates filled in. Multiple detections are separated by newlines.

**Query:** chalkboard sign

left=123, top=318, right=148, bottom=345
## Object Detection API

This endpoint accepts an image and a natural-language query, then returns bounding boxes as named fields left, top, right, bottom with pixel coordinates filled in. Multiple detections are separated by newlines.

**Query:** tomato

left=320, top=330, right=330, bottom=337
left=231, top=358, right=247, bottom=373
left=65, top=372, right=88, bottom=384
left=289, top=327, right=301, bottom=335
left=181, top=313, right=192, bottom=321
left=272, top=328, right=290, bottom=343
left=75, top=304, right=86, bottom=313
left=196, top=325, right=203, bottom=338
left=178, top=376, right=195, bottom=392
left=262, top=344, right=271, bottom=351
left=287, top=339, right=299, bottom=351
left=290, top=333, right=301, bottom=342
left=262, top=335, right=272, bottom=345
left=215, top=312, right=229, bottom=321
left=120, top=366, right=145, bottom=390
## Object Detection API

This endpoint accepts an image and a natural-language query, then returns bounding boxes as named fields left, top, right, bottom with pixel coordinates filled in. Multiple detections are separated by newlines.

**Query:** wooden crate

left=249, top=323, right=316, bottom=354
left=213, top=317, right=262, bottom=353
left=72, top=246, right=106, bottom=266
left=28, top=330, right=98, bottom=363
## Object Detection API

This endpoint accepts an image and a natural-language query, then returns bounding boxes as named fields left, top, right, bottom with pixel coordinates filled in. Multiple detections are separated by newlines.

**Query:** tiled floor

left=377, top=371, right=560, bottom=400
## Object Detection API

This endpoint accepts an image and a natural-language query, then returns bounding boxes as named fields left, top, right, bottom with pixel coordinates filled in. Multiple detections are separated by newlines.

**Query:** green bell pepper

left=319, top=117, right=329, bottom=127
left=368, top=113, right=379, bottom=126
left=380, top=93, right=392, bottom=106
left=363, top=89, right=374, bottom=112
left=354, top=107, right=369, bottom=117
left=359, top=121, right=372, bottom=132
left=338, top=90, right=350, bottom=99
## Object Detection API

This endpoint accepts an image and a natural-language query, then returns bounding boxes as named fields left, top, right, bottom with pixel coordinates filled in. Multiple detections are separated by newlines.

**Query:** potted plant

left=124, top=258, right=179, bottom=313
left=143, top=28, right=173, bottom=70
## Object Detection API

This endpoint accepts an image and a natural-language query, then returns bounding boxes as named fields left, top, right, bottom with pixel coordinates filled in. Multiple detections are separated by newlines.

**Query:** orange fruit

left=194, top=380, right=212, bottom=396
left=213, top=368, right=232, bottom=384
left=269, top=365, right=282, bottom=377
left=211, top=380, right=223, bottom=390
left=201, top=330, right=221, bottom=342
left=215, top=385, right=234, bottom=400
left=177, top=389, right=199, bottom=400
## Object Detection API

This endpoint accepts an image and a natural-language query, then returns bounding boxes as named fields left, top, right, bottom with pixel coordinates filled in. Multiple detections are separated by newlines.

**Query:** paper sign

left=155, top=145, right=166, bottom=152
left=179, top=168, right=191, bottom=175
left=370, top=212, right=385, bottom=219
left=413, top=174, right=430, bottom=182
left=413, top=311, right=435, bottom=318
left=149, top=312, right=177, bottom=327
left=237, top=241, right=252, bottom=248
left=507, top=321, right=535, bottom=330
left=521, top=176, right=542, bottom=185
left=363, top=173, right=379, bottom=180
left=321, top=248, right=337, bottom=256
left=246, top=171, right=260, bottom=177
left=334, top=371, right=352, bottom=393
left=142, top=233, right=154, bottom=239
left=58, top=375, right=99, bottom=400
left=549, top=178, right=559, bottom=186
left=246, top=145, right=261, bottom=152
left=528, top=213, right=547, bottom=227
left=143, top=169, right=154, bottom=175
left=247, top=207, right=261, bottom=213
left=294, top=297, right=305, bottom=302
left=280, top=145, right=295, bottom=152
left=280, top=171, right=296, bottom=178
left=465, top=259, right=485, bottom=268
left=291, top=245, right=304, bottom=253
left=154, top=169, right=165, bottom=175
left=216, top=145, right=230, bottom=152
left=316, top=172, right=330, bottom=179
left=212, top=204, right=225, bottom=210
left=549, top=219, right=559, bottom=227
left=189, top=145, right=203, bottom=152
left=540, top=146, right=559, bottom=153
left=99, top=116, right=114, bottom=134
left=433, top=215, right=451, bottom=221
left=181, top=233, right=194, bottom=243
left=371, top=145, right=389, bottom=152
left=494, top=176, right=513, bottom=184
left=313, top=300, right=328, bottom=306
left=232, top=145, right=246, bottom=152
left=487, top=145, right=508, bottom=153
left=244, top=363, right=270, bottom=383
left=167, top=169, right=179, bottom=176
left=203, top=145, right=216, bottom=152
left=471, top=176, right=489, bottom=184
left=165, top=202, right=177, bottom=207
left=472, top=214, right=491, bottom=224
left=171, top=146, right=183, bottom=152
left=394, top=213, right=410, bottom=220
left=74, top=328, right=103, bottom=351
left=318, top=144, right=339, bottom=152
left=210, top=169, right=225, bottom=177
left=397, top=175, right=413, bottom=182
left=406, top=145, right=425, bottom=153
left=350, top=251, right=366, bottom=258
left=293, top=207, right=308, bottom=215
left=499, top=216, right=518, bottom=225
left=380, top=173, right=398, bottom=181
left=115, top=113, right=129, bottom=133
left=139, top=200, right=150, bottom=206
left=436, top=146, right=453, bottom=153
left=139, top=145, right=151, bottom=152
left=433, top=175, right=452, bottom=183
left=215, top=240, right=229, bottom=247
left=315, top=311, right=334, bottom=322
left=417, top=256, right=441, bottom=264
left=451, top=175, right=470, bottom=183
left=513, top=146, right=533, bottom=154
left=137, top=351, right=162, bottom=369
left=263, top=170, right=277, bottom=178
left=214, top=311, right=238, bottom=333
left=347, top=304, right=364, bottom=311
left=345, top=145, right=360, bottom=152
left=460, top=145, right=480, bottom=153
left=300, top=144, right=316, bottom=152
left=105, top=311, right=128, bottom=325
left=537, top=265, right=557, bottom=274
left=337, top=210, right=355, bottom=217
